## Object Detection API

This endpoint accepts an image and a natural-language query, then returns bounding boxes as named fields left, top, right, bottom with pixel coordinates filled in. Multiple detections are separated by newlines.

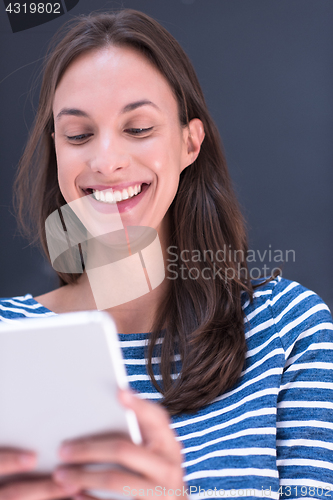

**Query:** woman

left=0, top=9, right=332, bottom=500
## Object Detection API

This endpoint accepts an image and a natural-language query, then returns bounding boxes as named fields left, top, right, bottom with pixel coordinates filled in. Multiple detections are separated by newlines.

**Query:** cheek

left=55, top=147, right=80, bottom=200
left=138, top=136, right=183, bottom=177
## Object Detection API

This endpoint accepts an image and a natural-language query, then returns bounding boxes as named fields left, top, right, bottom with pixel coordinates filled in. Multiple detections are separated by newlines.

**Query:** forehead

left=53, top=46, right=178, bottom=114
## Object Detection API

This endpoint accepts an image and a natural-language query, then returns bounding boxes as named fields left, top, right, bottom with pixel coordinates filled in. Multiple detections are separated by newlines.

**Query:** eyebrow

left=121, top=99, right=159, bottom=114
left=55, top=100, right=160, bottom=121
left=55, top=108, right=88, bottom=121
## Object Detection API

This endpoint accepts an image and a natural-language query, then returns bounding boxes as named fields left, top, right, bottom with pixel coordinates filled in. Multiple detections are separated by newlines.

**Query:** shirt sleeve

left=270, top=278, right=333, bottom=499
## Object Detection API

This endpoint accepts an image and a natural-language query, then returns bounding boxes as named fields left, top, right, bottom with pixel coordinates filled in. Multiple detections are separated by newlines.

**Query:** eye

left=66, top=133, right=93, bottom=143
left=125, top=127, right=153, bottom=136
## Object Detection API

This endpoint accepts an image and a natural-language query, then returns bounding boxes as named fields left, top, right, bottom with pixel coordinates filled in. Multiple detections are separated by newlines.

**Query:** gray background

left=0, top=0, right=332, bottom=309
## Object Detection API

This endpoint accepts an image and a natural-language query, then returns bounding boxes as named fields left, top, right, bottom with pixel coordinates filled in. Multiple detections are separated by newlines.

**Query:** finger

left=0, top=478, right=80, bottom=500
left=53, top=467, right=158, bottom=497
left=0, top=450, right=36, bottom=475
left=118, top=390, right=182, bottom=459
left=73, top=494, right=97, bottom=500
left=58, top=438, right=179, bottom=481
left=74, top=495, right=125, bottom=500
left=59, top=391, right=182, bottom=464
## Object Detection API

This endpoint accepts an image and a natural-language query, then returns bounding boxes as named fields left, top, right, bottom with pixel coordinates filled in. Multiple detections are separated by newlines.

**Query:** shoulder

left=242, top=275, right=332, bottom=321
left=0, top=294, right=55, bottom=322
left=242, top=275, right=333, bottom=353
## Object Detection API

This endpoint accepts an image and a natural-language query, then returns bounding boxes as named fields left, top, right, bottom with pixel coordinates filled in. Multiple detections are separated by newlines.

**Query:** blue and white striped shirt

left=0, top=276, right=332, bottom=499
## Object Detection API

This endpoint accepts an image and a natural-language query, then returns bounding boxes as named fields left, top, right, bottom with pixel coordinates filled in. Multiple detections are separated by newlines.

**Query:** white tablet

left=0, top=311, right=142, bottom=477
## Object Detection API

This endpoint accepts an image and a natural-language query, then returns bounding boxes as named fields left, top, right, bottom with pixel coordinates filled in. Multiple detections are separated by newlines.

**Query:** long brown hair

left=14, top=9, right=255, bottom=414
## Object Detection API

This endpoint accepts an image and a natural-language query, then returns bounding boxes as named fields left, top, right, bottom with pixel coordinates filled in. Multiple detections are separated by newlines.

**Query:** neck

left=75, top=268, right=169, bottom=334
left=74, top=216, right=172, bottom=334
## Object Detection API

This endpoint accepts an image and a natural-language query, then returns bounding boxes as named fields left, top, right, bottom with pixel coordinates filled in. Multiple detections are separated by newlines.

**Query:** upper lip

left=81, top=181, right=151, bottom=192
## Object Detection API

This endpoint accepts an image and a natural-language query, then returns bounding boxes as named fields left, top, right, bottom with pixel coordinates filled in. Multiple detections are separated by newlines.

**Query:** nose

left=89, top=133, right=130, bottom=175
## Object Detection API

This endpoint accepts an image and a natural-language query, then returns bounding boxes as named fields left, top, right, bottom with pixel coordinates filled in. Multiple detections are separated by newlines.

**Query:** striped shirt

left=0, top=276, right=332, bottom=499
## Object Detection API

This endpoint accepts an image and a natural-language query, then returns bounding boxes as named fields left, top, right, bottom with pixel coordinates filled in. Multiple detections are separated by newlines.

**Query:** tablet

left=0, top=311, right=142, bottom=477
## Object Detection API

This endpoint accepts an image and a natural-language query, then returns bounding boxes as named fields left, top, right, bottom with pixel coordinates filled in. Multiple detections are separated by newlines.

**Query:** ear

left=51, top=132, right=55, bottom=141
left=181, top=118, right=205, bottom=172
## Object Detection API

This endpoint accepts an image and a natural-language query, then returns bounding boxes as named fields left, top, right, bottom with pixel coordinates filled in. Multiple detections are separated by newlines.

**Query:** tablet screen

left=0, top=311, right=141, bottom=474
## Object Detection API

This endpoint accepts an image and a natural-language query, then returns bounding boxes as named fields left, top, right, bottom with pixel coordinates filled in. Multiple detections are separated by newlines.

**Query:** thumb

left=118, top=389, right=181, bottom=461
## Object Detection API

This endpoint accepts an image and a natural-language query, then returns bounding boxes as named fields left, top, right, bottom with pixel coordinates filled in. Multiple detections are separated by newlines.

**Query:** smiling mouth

left=84, top=183, right=150, bottom=204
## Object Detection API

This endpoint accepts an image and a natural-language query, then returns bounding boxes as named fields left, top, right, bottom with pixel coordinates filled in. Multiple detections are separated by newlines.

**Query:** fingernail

left=19, top=454, right=35, bottom=467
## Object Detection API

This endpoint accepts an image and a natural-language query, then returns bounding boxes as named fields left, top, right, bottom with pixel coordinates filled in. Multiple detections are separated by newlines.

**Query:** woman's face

left=52, top=46, right=203, bottom=240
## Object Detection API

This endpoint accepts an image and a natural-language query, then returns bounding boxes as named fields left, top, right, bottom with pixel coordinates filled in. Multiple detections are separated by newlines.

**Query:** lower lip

left=84, top=184, right=151, bottom=214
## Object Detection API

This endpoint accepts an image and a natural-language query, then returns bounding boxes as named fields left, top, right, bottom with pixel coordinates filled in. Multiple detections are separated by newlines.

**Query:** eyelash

left=66, top=134, right=92, bottom=141
left=126, top=127, right=153, bottom=135
left=66, top=127, right=153, bottom=142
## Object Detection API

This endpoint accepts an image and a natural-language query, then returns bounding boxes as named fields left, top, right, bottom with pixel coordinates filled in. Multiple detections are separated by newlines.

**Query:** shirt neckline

left=24, top=293, right=151, bottom=340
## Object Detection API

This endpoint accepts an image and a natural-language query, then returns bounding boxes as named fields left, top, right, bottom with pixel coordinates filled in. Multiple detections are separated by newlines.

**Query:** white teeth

left=91, top=184, right=145, bottom=204
left=114, top=191, right=122, bottom=202
left=105, top=191, right=114, bottom=203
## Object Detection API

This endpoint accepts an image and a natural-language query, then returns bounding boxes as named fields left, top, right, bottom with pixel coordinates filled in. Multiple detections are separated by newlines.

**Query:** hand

left=53, top=390, right=187, bottom=500
left=0, top=448, right=79, bottom=500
